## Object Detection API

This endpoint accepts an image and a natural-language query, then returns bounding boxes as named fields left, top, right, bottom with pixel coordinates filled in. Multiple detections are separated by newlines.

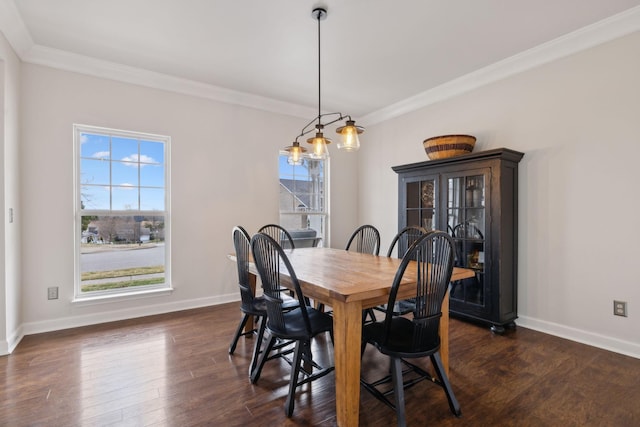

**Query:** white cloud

left=92, top=151, right=110, bottom=159
left=119, top=183, right=134, bottom=189
left=121, top=154, right=156, bottom=166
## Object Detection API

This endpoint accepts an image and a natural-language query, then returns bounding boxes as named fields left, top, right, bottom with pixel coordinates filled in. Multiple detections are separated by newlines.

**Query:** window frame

left=73, top=124, right=171, bottom=300
left=278, top=153, right=329, bottom=247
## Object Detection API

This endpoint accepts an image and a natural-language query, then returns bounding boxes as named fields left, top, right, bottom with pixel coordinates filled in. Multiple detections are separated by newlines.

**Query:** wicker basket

left=423, top=134, right=476, bottom=160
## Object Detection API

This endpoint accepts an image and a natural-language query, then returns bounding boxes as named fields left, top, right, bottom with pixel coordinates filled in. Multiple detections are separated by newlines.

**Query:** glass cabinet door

left=405, top=177, right=437, bottom=231
left=447, top=172, right=488, bottom=307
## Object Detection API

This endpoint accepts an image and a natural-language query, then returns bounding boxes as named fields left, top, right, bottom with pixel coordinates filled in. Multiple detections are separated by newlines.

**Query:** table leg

left=332, top=300, right=362, bottom=427
left=244, top=273, right=257, bottom=335
left=440, top=293, right=449, bottom=375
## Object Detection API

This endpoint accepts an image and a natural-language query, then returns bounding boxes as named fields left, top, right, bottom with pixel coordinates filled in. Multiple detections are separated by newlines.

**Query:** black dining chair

left=386, top=226, right=428, bottom=258
left=344, top=225, right=381, bottom=323
left=228, top=226, right=296, bottom=375
left=250, top=232, right=335, bottom=417
left=360, top=231, right=461, bottom=427
left=345, top=224, right=380, bottom=255
left=450, top=220, right=484, bottom=303
left=374, top=226, right=429, bottom=316
left=258, top=224, right=296, bottom=250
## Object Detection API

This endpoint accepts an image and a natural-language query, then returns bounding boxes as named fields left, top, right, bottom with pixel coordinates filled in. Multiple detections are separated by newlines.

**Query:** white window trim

left=278, top=153, right=330, bottom=247
left=73, top=124, right=171, bottom=300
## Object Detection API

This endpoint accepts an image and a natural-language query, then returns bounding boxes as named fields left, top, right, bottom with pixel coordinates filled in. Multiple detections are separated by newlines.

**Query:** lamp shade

left=336, top=120, right=363, bottom=151
left=307, top=132, right=331, bottom=159
left=285, top=141, right=307, bottom=165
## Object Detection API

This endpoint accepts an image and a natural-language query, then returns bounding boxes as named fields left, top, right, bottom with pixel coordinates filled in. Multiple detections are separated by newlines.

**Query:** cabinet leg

left=490, top=324, right=505, bottom=334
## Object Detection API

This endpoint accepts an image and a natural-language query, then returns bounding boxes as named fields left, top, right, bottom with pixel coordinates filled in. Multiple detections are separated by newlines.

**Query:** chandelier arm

left=321, top=113, right=349, bottom=127
left=297, top=112, right=347, bottom=139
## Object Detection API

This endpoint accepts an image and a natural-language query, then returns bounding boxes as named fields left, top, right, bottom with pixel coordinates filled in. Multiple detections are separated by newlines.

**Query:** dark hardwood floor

left=1, top=303, right=639, bottom=426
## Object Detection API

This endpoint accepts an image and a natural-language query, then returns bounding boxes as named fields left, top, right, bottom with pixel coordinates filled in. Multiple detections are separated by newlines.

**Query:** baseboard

left=0, top=340, right=9, bottom=356
left=15, top=293, right=239, bottom=346
left=6, top=323, right=24, bottom=354
left=517, top=315, right=640, bottom=360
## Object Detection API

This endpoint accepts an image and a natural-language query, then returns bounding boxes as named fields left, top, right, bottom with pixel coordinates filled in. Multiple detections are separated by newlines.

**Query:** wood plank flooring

left=1, top=303, right=639, bottom=426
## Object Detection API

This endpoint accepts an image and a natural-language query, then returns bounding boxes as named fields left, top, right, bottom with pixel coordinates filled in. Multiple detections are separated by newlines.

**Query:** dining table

left=229, top=246, right=474, bottom=427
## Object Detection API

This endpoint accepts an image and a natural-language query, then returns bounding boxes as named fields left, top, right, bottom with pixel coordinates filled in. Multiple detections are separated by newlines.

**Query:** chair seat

left=363, top=317, right=440, bottom=358
left=242, top=294, right=298, bottom=316
left=268, top=307, right=333, bottom=341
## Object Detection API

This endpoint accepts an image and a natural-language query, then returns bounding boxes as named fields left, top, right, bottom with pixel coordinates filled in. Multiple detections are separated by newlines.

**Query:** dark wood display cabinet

left=393, top=148, right=524, bottom=333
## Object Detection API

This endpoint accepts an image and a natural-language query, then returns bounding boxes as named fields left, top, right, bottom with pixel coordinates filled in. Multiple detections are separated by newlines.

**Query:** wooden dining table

left=229, top=247, right=474, bottom=427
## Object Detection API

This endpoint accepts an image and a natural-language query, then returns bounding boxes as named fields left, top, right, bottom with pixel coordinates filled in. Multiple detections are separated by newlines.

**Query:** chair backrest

left=250, top=233, right=312, bottom=335
left=345, top=225, right=380, bottom=255
left=382, top=231, right=455, bottom=352
left=452, top=221, right=484, bottom=240
left=258, top=224, right=295, bottom=250
left=232, top=226, right=256, bottom=311
left=386, top=226, right=428, bottom=258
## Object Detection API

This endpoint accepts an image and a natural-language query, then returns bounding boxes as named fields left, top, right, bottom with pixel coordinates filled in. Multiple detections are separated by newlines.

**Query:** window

left=74, top=124, right=170, bottom=298
left=278, top=154, right=328, bottom=247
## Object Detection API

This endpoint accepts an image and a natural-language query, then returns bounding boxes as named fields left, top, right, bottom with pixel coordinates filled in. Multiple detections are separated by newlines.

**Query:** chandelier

left=284, top=7, right=364, bottom=165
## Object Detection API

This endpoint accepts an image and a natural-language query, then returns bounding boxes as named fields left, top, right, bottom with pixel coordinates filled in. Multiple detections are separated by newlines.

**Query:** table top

left=230, top=247, right=475, bottom=307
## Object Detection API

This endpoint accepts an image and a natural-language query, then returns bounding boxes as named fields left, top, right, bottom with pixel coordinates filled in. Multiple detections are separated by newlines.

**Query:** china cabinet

left=393, top=148, right=524, bottom=333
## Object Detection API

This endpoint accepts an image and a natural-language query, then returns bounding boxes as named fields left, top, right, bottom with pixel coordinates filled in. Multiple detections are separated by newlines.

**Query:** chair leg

left=390, top=357, right=407, bottom=427
left=363, top=308, right=376, bottom=324
left=250, top=332, right=275, bottom=384
left=285, top=340, right=305, bottom=417
left=229, top=314, right=250, bottom=354
left=249, top=315, right=267, bottom=376
left=430, top=352, right=462, bottom=417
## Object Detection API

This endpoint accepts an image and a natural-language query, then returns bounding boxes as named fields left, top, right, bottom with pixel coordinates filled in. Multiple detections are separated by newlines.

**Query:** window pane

left=140, top=164, right=164, bottom=187
left=80, top=215, right=165, bottom=292
left=140, top=187, right=165, bottom=211
left=112, top=185, right=139, bottom=210
left=112, top=161, right=139, bottom=187
left=80, top=133, right=110, bottom=159
left=81, top=185, right=110, bottom=210
left=111, top=137, right=138, bottom=161
left=140, top=140, right=164, bottom=164
left=80, top=158, right=110, bottom=186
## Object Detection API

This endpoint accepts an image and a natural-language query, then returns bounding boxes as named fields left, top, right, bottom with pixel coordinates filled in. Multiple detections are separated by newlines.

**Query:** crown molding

left=361, top=5, right=640, bottom=126
left=0, top=0, right=33, bottom=56
left=21, top=44, right=317, bottom=119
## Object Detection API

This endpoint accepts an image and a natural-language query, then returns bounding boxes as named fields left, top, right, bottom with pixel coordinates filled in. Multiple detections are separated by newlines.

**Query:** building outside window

left=74, top=124, right=170, bottom=298
left=278, top=154, right=328, bottom=247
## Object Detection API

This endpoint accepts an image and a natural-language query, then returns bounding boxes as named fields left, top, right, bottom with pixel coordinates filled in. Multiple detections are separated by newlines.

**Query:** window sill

left=72, top=287, right=174, bottom=306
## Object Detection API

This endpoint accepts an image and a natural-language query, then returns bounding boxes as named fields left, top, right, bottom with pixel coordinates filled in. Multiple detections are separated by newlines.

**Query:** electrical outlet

left=48, top=286, right=59, bottom=300
left=613, top=300, right=627, bottom=317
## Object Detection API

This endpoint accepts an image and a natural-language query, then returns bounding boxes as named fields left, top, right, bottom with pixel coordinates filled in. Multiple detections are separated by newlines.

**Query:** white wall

left=360, top=31, right=640, bottom=357
left=0, top=31, right=21, bottom=354
left=17, top=64, right=359, bottom=336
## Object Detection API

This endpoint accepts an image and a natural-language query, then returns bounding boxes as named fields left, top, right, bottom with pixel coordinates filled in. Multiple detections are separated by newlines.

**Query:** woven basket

left=423, top=134, right=476, bottom=160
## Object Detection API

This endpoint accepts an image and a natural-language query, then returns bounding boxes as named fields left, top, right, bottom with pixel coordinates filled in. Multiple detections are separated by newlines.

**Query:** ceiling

left=2, top=0, right=640, bottom=122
